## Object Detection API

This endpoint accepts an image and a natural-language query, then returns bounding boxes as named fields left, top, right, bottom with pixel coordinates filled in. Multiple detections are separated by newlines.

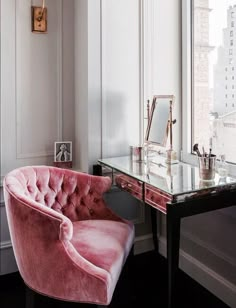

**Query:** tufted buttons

left=74, top=187, right=79, bottom=194
left=93, top=198, right=100, bottom=203
left=67, top=196, right=71, bottom=203
left=88, top=208, right=94, bottom=215
left=89, top=189, right=93, bottom=195
left=36, top=181, right=41, bottom=190
left=27, top=185, right=33, bottom=193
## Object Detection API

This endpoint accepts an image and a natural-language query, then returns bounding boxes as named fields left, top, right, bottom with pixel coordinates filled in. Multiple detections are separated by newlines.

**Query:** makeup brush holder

left=198, top=155, right=216, bottom=181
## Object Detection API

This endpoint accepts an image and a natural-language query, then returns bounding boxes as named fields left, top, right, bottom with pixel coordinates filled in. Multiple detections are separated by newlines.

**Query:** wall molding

left=134, top=233, right=154, bottom=255
left=134, top=233, right=236, bottom=307
left=0, top=240, right=12, bottom=250
left=16, top=0, right=63, bottom=159
left=181, top=228, right=236, bottom=267
left=158, top=235, right=236, bottom=308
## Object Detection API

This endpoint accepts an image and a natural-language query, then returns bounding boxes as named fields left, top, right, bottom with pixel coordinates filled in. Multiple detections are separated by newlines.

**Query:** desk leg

left=150, top=207, right=159, bottom=252
left=167, top=209, right=180, bottom=308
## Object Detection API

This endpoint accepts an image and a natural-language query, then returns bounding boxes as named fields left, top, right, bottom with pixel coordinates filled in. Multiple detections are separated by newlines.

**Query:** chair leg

left=25, top=286, right=35, bottom=308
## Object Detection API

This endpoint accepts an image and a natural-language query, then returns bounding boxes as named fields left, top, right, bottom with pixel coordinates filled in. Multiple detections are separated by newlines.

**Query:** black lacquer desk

left=98, top=155, right=236, bottom=308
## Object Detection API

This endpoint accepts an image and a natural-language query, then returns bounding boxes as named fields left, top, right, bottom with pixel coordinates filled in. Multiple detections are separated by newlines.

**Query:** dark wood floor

left=0, top=250, right=230, bottom=308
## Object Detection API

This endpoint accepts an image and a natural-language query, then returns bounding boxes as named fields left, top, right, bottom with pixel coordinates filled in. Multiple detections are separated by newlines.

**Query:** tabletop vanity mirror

left=145, top=95, right=177, bottom=164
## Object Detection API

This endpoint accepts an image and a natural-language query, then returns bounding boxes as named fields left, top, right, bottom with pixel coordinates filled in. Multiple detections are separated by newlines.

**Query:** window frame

left=182, top=0, right=236, bottom=174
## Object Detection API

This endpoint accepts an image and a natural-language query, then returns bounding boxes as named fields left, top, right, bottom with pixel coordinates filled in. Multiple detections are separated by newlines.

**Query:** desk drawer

left=115, top=174, right=143, bottom=201
left=145, top=184, right=171, bottom=214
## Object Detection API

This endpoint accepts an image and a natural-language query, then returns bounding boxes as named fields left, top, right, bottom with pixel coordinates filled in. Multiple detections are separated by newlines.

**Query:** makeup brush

left=193, top=143, right=201, bottom=157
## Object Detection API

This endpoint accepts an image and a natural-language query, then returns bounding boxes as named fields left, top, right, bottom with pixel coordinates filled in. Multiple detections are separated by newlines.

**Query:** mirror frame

left=145, top=95, right=175, bottom=147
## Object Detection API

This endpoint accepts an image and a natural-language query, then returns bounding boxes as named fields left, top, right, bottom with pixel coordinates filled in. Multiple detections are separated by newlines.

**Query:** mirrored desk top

left=98, top=156, right=236, bottom=202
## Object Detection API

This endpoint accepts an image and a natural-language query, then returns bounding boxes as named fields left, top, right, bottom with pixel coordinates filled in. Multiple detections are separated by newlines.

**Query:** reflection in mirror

left=145, top=95, right=175, bottom=147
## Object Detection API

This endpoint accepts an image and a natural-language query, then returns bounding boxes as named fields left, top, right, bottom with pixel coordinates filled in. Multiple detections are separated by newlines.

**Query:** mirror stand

left=144, top=95, right=178, bottom=165
left=165, top=98, right=178, bottom=164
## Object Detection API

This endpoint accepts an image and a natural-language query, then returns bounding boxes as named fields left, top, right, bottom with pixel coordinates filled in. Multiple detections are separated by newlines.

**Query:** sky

left=209, top=0, right=236, bottom=46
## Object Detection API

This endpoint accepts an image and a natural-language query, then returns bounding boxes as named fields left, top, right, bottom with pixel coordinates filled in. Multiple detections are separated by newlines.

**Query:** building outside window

left=183, top=0, right=236, bottom=167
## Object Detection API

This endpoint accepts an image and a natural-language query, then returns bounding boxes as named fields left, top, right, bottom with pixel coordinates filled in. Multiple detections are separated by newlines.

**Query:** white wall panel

left=152, top=0, right=181, bottom=154
left=0, top=0, right=75, bottom=274
left=16, top=0, right=62, bottom=159
left=101, top=0, right=141, bottom=158
left=1, top=0, right=63, bottom=176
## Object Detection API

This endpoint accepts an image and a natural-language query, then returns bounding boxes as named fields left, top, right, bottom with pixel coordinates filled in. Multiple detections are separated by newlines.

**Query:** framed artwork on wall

left=54, top=141, right=72, bottom=168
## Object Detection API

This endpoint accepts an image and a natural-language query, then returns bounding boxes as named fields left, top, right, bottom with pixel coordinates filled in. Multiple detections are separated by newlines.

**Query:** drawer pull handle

left=121, top=182, right=126, bottom=188
left=127, top=183, right=132, bottom=188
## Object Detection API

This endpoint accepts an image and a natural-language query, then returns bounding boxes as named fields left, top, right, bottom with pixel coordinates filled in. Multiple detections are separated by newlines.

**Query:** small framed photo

left=54, top=141, right=72, bottom=168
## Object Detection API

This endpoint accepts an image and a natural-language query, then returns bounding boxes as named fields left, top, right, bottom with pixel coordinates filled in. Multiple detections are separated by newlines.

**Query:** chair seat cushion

left=71, top=219, right=134, bottom=282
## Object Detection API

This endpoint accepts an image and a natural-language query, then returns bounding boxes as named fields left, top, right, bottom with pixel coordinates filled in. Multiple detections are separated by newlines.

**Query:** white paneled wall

left=1, top=3, right=234, bottom=307
left=2, top=0, right=60, bottom=175
left=101, top=0, right=141, bottom=158
left=74, top=0, right=142, bottom=171
left=0, top=0, right=75, bottom=274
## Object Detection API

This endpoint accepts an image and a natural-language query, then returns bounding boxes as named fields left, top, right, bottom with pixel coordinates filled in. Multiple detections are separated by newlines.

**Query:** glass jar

left=217, top=155, right=228, bottom=178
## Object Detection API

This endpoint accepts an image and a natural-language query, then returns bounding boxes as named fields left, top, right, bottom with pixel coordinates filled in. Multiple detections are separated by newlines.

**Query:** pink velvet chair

left=3, top=166, right=135, bottom=306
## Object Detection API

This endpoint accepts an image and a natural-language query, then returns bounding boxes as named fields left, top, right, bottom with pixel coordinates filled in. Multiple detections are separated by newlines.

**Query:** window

left=182, top=0, right=236, bottom=168
left=231, top=11, right=235, bottom=18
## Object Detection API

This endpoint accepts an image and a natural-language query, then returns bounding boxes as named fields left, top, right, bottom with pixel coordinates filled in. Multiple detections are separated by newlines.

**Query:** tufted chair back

left=3, top=166, right=135, bottom=306
left=5, top=165, right=120, bottom=222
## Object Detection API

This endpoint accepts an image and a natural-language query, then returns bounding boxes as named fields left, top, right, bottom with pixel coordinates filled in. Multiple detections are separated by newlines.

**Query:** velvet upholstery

left=3, top=166, right=135, bottom=305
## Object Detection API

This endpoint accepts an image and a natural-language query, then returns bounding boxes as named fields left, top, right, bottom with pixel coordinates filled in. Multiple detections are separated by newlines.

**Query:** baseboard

left=158, top=235, right=236, bottom=308
left=133, top=234, right=236, bottom=307
left=134, top=234, right=154, bottom=255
